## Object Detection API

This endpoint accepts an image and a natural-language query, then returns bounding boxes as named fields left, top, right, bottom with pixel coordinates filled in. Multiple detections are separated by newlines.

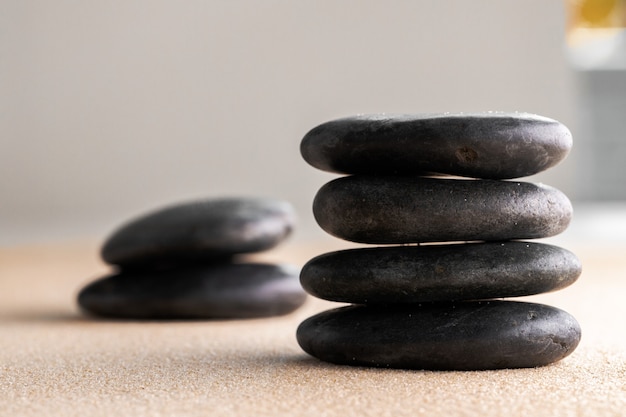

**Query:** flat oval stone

left=297, top=301, right=581, bottom=370
left=313, top=176, right=572, bottom=244
left=301, top=113, right=572, bottom=179
left=102, top=198, right=295, bottom=267
left=78, top=263, right=306, bottom=319
left=301, top=242, right=581, bottom=303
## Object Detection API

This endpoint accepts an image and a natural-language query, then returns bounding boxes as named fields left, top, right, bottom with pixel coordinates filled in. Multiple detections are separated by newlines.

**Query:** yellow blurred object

left=565, top=0, right=626, bottom=68
left=566, top=0, right=626, bottom=30
left=580, top=0, right=619, bottom=26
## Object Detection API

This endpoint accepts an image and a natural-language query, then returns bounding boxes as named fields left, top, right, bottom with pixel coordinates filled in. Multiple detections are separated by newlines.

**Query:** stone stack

left=78, top=198, right=307, bottom=319
left=297, top=113, right=582, bottom=370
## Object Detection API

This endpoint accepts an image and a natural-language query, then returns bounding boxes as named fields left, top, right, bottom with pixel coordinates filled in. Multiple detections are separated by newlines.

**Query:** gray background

left=1, top=1, right=621, bottom=245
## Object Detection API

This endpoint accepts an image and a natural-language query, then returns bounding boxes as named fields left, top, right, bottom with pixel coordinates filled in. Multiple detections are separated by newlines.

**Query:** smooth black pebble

left=313, top=176, right=572, bottom=244
left=78, top=263, right=306, bottom=319
left=102, top=198, right=295, bottom=267
left=301, top=112, right=572, bottom=179
left=300, top=242, right=581, bottom=304
left=296, top=301, right=581, bottom=370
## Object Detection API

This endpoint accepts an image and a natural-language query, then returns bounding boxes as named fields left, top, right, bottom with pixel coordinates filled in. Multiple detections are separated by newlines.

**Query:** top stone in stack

left=301, top=112, right=572, bottom=179
left=101, top=198, right=297, bottom=268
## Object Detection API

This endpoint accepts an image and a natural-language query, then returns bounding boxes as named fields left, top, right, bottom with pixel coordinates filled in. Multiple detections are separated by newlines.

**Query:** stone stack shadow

left=297, top=113, right=582, bottom=370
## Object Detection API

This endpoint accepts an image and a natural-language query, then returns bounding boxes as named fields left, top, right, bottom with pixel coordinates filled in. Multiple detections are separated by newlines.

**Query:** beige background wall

left=1, top=1, right=580, bottom=245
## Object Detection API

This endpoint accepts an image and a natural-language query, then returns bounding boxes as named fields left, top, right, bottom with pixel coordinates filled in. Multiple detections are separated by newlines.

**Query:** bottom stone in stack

left=78, top=263, right=305, bottom=319
left=296, top=301, right=581, bottom=370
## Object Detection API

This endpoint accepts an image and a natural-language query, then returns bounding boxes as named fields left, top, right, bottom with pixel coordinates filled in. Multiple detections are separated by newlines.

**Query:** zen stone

left=313, top=176, right=572, bottom=244
left=300, top=242, right=581, bottom=304
left=296, top=301, right=581, bottom=370
left=78, top=263, right=306, bottom=319
left=300, top=112, right=572, bottom=179
left=102, top=198, right=295, bottom=267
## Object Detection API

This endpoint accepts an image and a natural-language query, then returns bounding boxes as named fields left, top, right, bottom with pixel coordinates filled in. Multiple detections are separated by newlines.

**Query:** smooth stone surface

left=78, top=263, right=306, bottom=319
left=300, top=242, right=581, bottom=303
left=301, top=113, right=572, bottom=179
left=102, top=198, right=295, bottom=267
left=313, top=176, right=572, bottom=244
left=297, top=301, right=581, bottom=370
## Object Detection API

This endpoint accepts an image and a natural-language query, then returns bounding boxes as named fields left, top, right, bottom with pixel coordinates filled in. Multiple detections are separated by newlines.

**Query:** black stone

left=300, top=113, right=572, bottom=179
left=300, top=242, right=581, bottom=304
left=296, top=301, right=581, bottom=370
left=313, top=176, right=572, bottom=244
left=102, top=198, right=295, bottom=267
left=78, top=263, right=306, bottom=319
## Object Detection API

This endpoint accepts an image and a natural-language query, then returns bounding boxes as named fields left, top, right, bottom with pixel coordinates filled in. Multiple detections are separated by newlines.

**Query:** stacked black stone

left=297, top=113, right=582, bottom=370
left=77, top=198, right=307, bottom=319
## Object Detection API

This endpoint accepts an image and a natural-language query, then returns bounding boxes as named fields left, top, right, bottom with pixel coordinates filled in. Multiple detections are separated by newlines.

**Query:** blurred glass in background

left=566, top=0, right=626, bottom=70
left=566, top=0, right=626, bottom=200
